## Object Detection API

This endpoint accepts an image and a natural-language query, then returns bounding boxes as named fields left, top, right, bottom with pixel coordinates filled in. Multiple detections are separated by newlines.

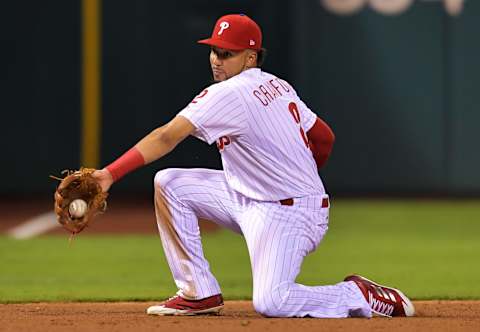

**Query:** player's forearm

left=105, top=116, right=196, bottom=182
left=105, top=127, right=183, bottom=182
left=135, top=126, right=181, bottom=164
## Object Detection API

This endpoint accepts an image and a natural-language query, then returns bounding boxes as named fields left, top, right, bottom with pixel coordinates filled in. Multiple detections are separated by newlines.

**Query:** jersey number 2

left=190, top=89, right=208, bottom=104
left=288, top=102, right=309, bottom=148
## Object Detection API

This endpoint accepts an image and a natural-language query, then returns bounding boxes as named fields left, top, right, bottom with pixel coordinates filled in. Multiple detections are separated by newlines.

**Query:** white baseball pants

left=153, top=168, right=371, bottom=318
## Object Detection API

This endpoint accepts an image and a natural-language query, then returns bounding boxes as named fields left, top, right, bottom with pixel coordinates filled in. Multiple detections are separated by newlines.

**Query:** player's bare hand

left=91, top=168, right=114, bottom=193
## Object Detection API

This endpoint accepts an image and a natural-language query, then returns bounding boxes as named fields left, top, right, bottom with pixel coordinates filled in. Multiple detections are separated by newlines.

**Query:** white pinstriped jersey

left=178, top=68, right=325, bottom=201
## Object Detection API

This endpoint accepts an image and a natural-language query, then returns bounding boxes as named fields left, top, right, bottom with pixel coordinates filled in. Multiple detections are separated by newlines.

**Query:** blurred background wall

left=1, top=0, right=478, bottom=196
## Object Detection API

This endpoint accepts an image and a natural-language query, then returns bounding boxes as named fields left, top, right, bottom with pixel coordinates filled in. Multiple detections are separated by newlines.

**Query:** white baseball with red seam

left=69, top=199, right=88, bottom=218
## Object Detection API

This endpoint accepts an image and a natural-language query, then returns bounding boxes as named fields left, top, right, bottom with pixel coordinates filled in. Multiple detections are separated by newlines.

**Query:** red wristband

left=106, top=147, right=145, bottom=182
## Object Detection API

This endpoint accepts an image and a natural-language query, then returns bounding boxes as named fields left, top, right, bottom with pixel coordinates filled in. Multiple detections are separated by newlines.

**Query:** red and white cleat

left=345, top=275, right=415, bottom=317
left=147, top=293, right=224, bottom=316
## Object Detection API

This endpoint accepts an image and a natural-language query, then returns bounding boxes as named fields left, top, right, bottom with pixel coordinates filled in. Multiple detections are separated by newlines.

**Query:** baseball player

left=92, top=14, right=415, bottom=318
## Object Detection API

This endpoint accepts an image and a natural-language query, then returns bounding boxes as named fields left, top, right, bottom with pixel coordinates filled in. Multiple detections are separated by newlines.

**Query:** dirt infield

left=1, top=301, right=479, bottom=332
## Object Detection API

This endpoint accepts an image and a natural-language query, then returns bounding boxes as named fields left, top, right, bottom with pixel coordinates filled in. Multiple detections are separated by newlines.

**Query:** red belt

left=279, top=197, right=329, bottom=208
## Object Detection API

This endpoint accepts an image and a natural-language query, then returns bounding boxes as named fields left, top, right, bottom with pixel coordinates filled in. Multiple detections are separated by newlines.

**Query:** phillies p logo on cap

left=218, top=21, right=230, bottom=35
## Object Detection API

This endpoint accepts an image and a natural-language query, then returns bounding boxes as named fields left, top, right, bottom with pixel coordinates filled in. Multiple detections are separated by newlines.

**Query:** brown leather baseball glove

left=52, top=168, right=108, bottom=234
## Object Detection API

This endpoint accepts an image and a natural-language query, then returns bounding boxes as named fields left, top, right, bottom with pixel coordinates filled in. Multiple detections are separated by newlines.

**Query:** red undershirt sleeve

left=306, top=117, right=335, bottom=170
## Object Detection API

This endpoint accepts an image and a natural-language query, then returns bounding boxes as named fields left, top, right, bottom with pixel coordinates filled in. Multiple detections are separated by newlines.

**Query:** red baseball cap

left=198, top=14, right=262, bottom=51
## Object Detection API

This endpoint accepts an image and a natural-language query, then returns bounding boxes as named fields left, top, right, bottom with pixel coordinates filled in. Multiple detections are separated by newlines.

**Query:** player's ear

left=246, top=50, right=258, bottom=67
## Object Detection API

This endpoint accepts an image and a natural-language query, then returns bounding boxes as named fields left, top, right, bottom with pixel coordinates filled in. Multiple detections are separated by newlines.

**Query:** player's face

left=210, top=47, right=256, bottom=82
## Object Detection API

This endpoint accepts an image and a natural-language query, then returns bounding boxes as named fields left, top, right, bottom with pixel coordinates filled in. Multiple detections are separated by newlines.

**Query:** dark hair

left=256, top=48, right=267, bottom=67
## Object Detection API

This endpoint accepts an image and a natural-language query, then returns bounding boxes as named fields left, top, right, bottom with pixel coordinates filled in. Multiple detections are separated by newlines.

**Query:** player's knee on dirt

left=252, top=282, right=296, bottom=317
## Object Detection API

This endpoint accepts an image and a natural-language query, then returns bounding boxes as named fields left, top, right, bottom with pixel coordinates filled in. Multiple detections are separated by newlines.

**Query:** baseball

left=69, top=199, right=88, bottom=218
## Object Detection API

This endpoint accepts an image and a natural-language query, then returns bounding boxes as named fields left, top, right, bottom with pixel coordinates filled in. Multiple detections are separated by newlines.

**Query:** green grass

left=1, top=199, right=479, bottom=303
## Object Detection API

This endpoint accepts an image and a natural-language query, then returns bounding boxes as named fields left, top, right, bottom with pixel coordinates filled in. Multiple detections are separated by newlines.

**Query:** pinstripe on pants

left=153, top=168, right=371, bottom=318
